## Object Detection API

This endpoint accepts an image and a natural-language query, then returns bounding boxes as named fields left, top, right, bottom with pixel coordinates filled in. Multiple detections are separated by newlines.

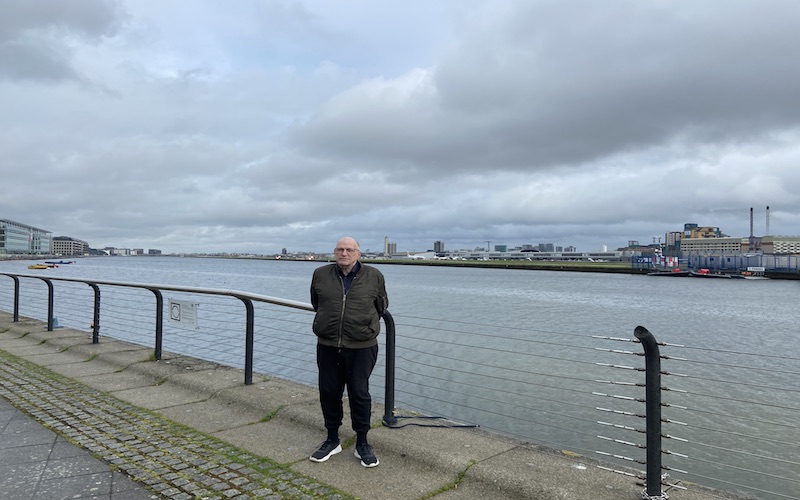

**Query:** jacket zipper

left=337, top=273, right=360, bottom=349
left=338, top=275, right=346, bottom=348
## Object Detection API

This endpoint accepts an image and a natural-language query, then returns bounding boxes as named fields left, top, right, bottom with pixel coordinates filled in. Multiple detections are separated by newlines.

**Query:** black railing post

left=88, top=283, right=100, bottom=344
left=239, top=297, right=255, bottom=385
left=149, top=289, right=163, bottom=360
left=11, top=275, right=20, bottom=322
left=634, top=325, right=665, bottom=499
left=42, top=278, right=54, bottom=331
left=382, top=310, right=397, bottom=425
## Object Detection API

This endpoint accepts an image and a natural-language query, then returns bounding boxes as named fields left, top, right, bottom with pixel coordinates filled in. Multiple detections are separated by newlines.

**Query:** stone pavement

left=0, top=396, right=157, bottom=499
left=0, top=312, right=747, bottom=500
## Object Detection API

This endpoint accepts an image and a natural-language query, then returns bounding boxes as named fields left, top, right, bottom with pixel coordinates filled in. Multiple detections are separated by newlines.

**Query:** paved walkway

left=0, top=396, right=157, bottom=499
left=0, top=312, right=747, bottom=500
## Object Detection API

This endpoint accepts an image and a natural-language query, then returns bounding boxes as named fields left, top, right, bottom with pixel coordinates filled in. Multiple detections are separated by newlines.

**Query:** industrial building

left=668, top=209, right=800, bottom=272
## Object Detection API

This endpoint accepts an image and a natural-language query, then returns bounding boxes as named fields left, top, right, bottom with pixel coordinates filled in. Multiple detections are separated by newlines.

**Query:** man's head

left=334, top=237, right=361, bottom=273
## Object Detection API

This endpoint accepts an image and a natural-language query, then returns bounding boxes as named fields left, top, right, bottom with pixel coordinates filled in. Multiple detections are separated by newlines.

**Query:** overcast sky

left=3, top=0, right=800, bottom=254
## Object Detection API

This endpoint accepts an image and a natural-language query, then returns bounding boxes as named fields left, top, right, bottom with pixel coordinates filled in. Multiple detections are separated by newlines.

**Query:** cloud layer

left=3, top=0, right=799, bottom=254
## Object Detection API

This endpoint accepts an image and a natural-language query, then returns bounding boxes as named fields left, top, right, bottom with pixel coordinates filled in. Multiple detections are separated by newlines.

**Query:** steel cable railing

left=2, top=272, right=799, bottom=500
left=598, top=329, right=799, bottom=500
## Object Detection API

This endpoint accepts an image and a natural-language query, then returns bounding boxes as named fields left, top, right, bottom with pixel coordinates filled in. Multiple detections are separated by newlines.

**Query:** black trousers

left=317, top=343, right=379, bottom=434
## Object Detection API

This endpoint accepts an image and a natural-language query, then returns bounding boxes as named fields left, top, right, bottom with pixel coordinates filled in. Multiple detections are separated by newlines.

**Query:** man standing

left=309, top=237, right=388, bottom=467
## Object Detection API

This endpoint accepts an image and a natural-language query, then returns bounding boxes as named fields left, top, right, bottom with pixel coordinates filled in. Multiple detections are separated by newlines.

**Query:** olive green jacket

left=310, top=263, right=388, bottom=349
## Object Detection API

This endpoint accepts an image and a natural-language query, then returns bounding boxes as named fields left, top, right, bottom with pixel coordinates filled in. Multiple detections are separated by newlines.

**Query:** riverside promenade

left=0, top=312, right=746, bottom=500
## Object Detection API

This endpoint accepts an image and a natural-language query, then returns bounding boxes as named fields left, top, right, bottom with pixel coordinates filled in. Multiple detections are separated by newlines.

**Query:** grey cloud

left=0, top=0, right=123, bottom=40
left=0, top=38, right=82, bottom=82
left=4, top=1, right=800, bottom=254
left=292, top=0, right=800, bottom=175
left=0, top=0, right=124, bottom=82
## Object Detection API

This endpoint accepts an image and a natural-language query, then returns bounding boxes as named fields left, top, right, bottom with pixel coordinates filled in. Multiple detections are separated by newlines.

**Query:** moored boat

left=690, top=269, right=732, bottom=278
left=27, top=264, right=49, bottom=269
left=648, top=268, right=691, bottom=277
left=738, top=267, right=770, bottom=280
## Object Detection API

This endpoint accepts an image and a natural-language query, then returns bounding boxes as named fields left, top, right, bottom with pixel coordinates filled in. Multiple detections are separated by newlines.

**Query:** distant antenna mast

left=766, top=205, right=770, bottom=236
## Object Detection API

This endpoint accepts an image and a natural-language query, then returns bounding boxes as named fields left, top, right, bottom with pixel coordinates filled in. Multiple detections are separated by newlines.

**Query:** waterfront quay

left=0, top=312, right=747, bottom=500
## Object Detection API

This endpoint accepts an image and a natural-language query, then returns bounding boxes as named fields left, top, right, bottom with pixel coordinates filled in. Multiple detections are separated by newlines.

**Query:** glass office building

left=0, top=219, right=52, bottom=255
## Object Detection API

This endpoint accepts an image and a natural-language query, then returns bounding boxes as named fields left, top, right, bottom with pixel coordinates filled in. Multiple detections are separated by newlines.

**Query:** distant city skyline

left=2, top=213, right=778, bottom=257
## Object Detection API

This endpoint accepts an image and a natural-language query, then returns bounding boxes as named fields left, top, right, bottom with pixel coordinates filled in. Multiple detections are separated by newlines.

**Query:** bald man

left=309, top=237, right=388, bottom=467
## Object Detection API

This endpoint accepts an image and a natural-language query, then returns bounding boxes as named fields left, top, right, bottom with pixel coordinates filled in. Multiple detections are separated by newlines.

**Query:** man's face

left=334, top=239, right=361, bottom=268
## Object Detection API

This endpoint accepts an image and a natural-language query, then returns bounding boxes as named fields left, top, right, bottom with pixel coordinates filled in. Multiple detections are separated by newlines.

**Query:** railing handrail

left=0, top=272, right=397, bottom=424
left=2, top=272, right=313, bottom=311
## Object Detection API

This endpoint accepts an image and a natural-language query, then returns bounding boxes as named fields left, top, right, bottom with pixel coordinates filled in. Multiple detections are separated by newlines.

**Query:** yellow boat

left=28, top=264, right=49, bottom=269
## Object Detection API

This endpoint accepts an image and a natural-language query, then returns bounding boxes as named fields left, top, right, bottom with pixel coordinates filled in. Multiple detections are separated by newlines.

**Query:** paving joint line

left=0, top=350, right=354, bottom=500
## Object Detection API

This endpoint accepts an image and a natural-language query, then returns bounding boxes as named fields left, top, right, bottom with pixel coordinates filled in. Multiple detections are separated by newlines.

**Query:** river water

left=1, top=256, right=798, bottom=499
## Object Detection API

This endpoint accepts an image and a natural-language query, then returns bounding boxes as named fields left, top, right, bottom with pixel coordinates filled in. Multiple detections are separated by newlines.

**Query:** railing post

left=238, top=297, right=255, bottom=385
left=634, top=325, right=666, bottom=499
left=42, top=278, right=54, bottom=331
left=149, top=289, right=163, bottom=360
left=382, top=310, right=397, bottom=425
left=88, top=283, right=100, bottom=344
left=10, top=275, right=20, bottom=322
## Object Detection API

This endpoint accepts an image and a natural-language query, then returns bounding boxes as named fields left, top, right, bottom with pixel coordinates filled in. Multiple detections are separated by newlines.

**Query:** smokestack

left=766, top=206, right=770, bottom=236
left=749, top=207, right=754, bottom=237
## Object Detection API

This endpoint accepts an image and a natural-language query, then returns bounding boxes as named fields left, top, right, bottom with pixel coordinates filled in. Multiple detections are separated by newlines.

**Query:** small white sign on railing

left=168, top=298, right=199, bottom=329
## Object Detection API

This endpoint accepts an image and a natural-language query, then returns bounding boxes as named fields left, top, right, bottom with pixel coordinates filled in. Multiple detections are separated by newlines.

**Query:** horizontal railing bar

left=2, top=273, right=313, bottom=312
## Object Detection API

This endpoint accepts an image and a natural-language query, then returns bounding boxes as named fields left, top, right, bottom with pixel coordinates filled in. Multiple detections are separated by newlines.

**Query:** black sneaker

left=309, top=439, right=341, bottom=462
left=354, top=443, right=379, bottom=467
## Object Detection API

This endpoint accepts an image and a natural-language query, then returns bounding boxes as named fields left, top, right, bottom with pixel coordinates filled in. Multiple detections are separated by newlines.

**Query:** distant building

left=495, top=244, right=507, bottom=252
left=761, top=236, right=800, bottom=254
left=52, top=236, right=89, bottom=256
left=0, top=219, right=52, bottom=255
left=664, top=231, right=683, bottom=256
left=684, top=223, right=726, bottom=238
left=680, top=237, right=747, bottom=254
left=538, top=243, right=555, bottom=252
left=148, top=249, right=162, bottom=255
left=448, top=249, right=626, bottom=262
left=434, top=240, right=445, bottom=253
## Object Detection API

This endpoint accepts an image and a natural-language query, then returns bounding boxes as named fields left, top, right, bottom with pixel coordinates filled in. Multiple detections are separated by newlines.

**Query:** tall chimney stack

left=766, top=206, right=770, bottom=236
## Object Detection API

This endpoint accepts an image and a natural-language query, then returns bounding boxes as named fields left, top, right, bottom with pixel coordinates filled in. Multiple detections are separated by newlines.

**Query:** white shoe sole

left=354, top=449, right=380, bottom=468
left=309, top=444, right=342, bottom=462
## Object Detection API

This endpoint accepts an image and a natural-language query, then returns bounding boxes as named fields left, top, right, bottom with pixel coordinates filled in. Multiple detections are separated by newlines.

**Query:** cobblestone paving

left=0, top=350, right=353, bottom=500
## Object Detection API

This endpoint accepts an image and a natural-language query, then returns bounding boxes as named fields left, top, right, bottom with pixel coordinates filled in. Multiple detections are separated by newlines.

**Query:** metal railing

left=2, top=271, right=799, bottom=500
left=636, top=325, right=667, bottom=500
left=0, top=272, right=398, bottom=425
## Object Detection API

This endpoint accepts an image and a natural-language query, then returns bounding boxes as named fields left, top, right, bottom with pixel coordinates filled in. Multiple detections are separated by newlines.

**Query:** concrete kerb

left=0, top=313, right=751, bottom=500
